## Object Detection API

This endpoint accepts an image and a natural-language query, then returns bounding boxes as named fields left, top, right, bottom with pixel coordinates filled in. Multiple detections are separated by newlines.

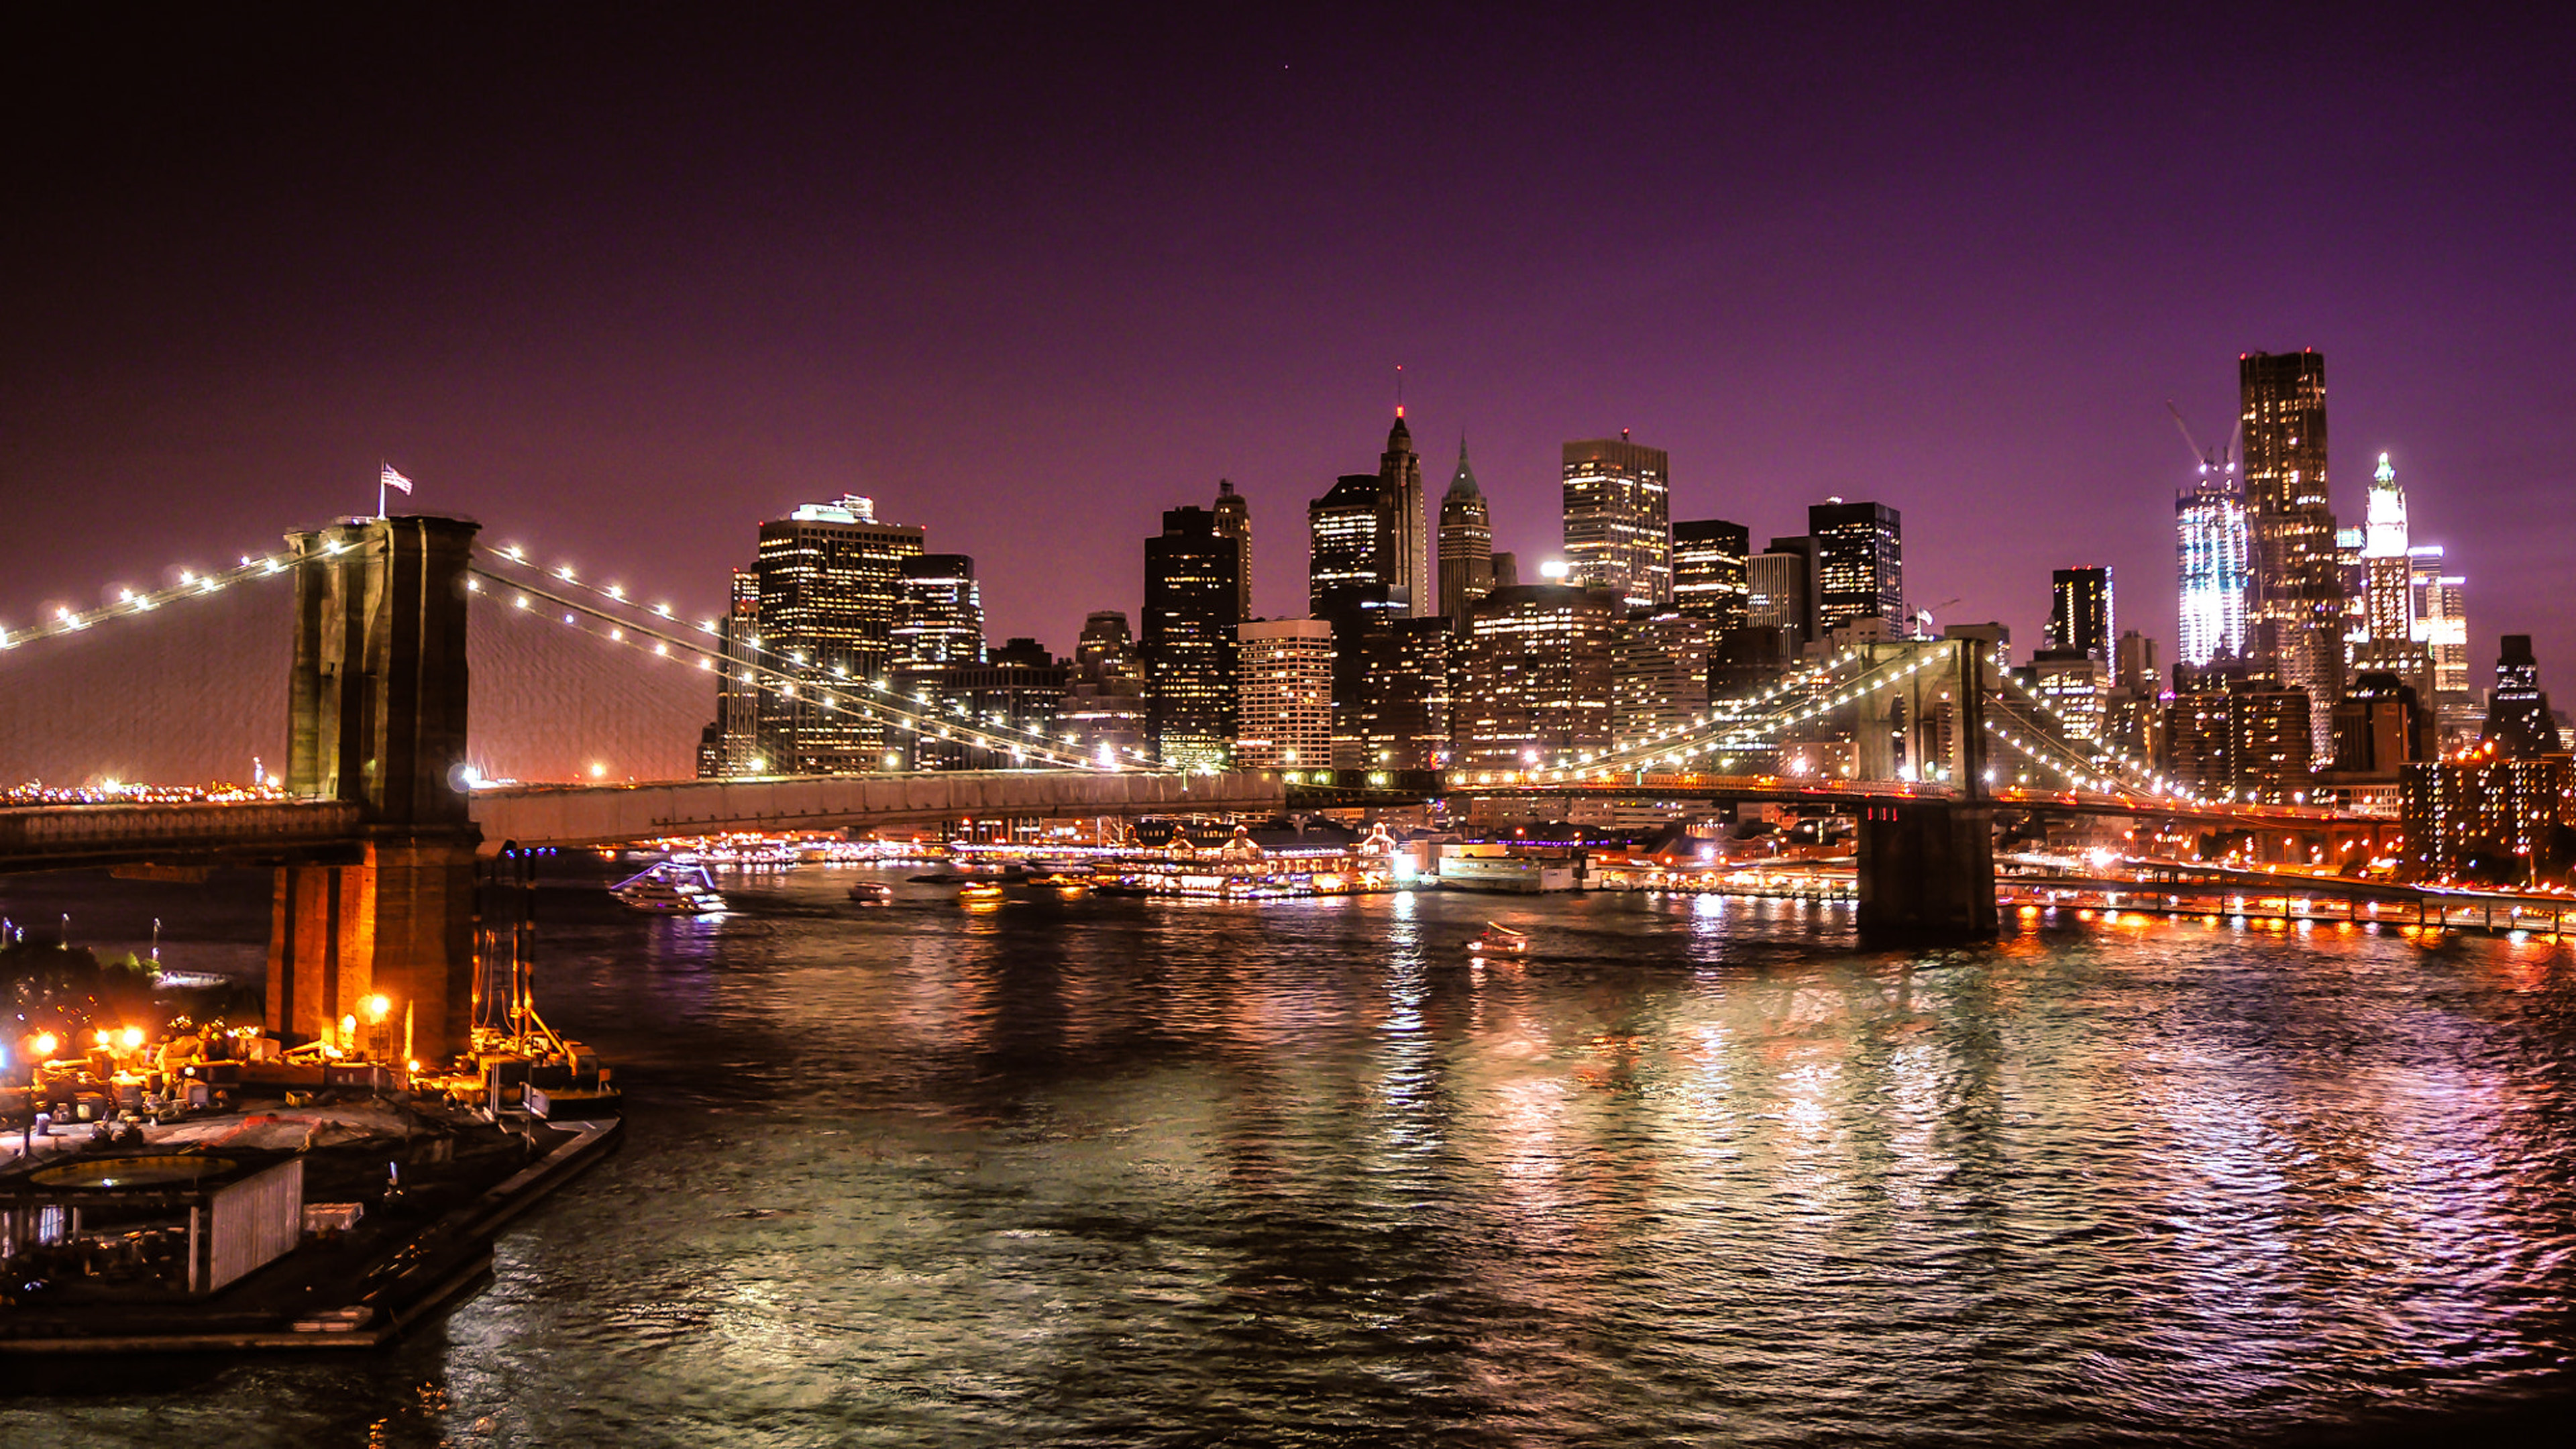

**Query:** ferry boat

left=609, top=861, right=729, bottom=914
left=1467, top=922, right=1529, bottom=955
left=958, top=881, right=1006, bottom=903
left=849, top=881, right=895, bottom=904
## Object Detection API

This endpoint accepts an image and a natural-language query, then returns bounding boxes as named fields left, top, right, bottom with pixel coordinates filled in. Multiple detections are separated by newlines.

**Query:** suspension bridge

left=0, top=513, right=2375, bottom=1061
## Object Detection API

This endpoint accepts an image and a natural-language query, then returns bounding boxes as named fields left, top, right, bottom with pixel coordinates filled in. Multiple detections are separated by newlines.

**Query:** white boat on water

left=1467, top=922, right=1529, bottom=955
left=611, top=861, right=729, bottom=914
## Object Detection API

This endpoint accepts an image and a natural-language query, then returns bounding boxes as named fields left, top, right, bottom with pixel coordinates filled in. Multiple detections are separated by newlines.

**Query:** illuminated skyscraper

left=1308, top=473, right=1384, bottom=614
left=1562, top=433, right=1671, bottom=608
left=1746, top=544, right=1814, bottom=651
left=2240, top=349, right=2343, bottom=757
left=1809, top=500, right=1902, bottom=633
left=2047, top=567, right=2114, bottom=660
left=1377, top=413, right=1428, bottom=616
left=1611, top=612, right=1711, bottom=743
left=1143, top=506, right=1244, bottom=769
left=753, top=494, right=924, bottom=772
left=1233, top=619, right=1335, bottom=769
left=2481, top=635, right=2563, bottom=757
left=1436, top=438, right=1495, bottom=624
left=700, top=568, right=762, bottom=777
left=2409, top=547, right=2473, bottom=741
left=2176, top=464, right=2250, bottom=667
left=2359, top=453, right=2414, bottom=646
left=892, top=554, right=985, bottom=669
left=1670, top=519, right=1750, bottom=629
left=1454, top=583, right=1618, bottom=770
left=1063, top=610, right=1150, bottom=767
left=1212, top=479, right=1252, bottom=623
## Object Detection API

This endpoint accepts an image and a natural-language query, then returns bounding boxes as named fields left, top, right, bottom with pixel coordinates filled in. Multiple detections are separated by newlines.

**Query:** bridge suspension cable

left=468, top=545, right=1122, bottom=771
left=1569, top=645, right=1949, bottom=777
left=0, top=535, right=361, bottom=655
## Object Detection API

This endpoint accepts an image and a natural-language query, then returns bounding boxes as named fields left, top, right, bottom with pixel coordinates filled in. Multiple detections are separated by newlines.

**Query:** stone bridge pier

left=1854, top=639, right=1998, bottom=943
left=266, top=516, right=480, bottom=1061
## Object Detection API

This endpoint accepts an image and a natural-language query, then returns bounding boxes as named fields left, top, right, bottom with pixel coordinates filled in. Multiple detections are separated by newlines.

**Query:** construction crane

left=1912, top=596, right=1963, bottom=636
left=2165, top=400, right=2242, bottom=488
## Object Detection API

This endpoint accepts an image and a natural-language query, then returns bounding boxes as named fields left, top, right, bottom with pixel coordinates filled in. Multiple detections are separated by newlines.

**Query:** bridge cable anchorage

left=466, top=552, right=1116, bottom=771
left=0, top=535, right=374, bottom=657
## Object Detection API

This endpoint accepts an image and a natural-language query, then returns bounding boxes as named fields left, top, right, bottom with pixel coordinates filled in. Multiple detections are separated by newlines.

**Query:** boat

left=609, top=861, right=729, bottom=914
left=1467, top=922, right=1529, bottom=955
left=849, top=881, right=895, bottom=903
left=958, top=881, right=1006, bottom=903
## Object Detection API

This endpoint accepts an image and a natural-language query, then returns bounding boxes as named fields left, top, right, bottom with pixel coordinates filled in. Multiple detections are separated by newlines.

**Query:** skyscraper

left=1064, top=610, right=1150, bottom=767
left=1562, top=433, right=1671, bottom=608
left=1308, top=473, right=1384, bottom=613
left=2176, top=463, right=2251, bottom=666
left=1436, top=437, right=1495, bottom=624
left=892, top=554, right=985, bottom=669
left=1233, top=619, right=1335, bottom=769
left=1143, top=506, right=1244, bottom=769
left=2409, top=547, right=2473, bottom=741
left=1611, top=612, right=1711, bottom=743
left=2481, top=635, right=2563, bottom=757
left=702, top=567, right=761, bottom=777
left=1454, top=583, right=1619, bottom=770
left=1670, top=519, right=1750, bottom=629
left=2047, top=567, right=2114, bottom=660
left=1377, top=413, right=1428, bottom=616
left=752, top=494, right=924, bottom=773
left=1745, top=545, right=1814, bottom=651
left=2360, top=453, right=2414, bottom=647
left=2240, top=349, right=2343, bottom=757
left=1809, top=500, right=1902, bottom=634
left=1212, top=478, right=1252, bottom=622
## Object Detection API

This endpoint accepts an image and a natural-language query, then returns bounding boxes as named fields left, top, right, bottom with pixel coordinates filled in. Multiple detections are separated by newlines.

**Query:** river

left=5, top=863, right=2574, bottom=1446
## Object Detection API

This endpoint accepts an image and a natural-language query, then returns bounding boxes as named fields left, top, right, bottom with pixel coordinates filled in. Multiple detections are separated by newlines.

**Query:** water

left=7, top=865, right=2576, bottom=1446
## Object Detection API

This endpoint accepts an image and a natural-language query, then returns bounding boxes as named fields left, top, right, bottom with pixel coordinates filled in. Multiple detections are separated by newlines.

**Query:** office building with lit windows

left=751, top=495, right=925, bottom=773
left=2402, top=749, right=2571, bottom=886
left=1212, top=478, right=1252, bottom=623
left=908, top=639, right=1070, bottom=771
left=1562, top=433, right=1671, bottom=608
left=1670, top=519, right=1750, bottom=629
left=1809, top=500, right=1902, bottom=633
left=1377, top=413, right=1428, bottom=616
left=1454, top=583, right=1619, bottom=771
left=2047, top=566, right=2113, bottom=660
left=1611, top=612, right=1711, bottom=742
left=1437, top=439, right=1495, bottom=624
left=1746, top=542, right=1815, bottom=651
left=1063, top=610, right=1151, bottom=767
left=2176, top=466, right=2251, bottom=666
left=2239, top=350, right=2343, bottom=757
left=1309, top=473, right=1385, bottom=614
left=2409, top=547, right=2475, bottom=742
left=1234, top=619, right=1335, bottom=769
left=2163, top=661, right=2314, bottom=804
left=699, top=567, right=764, bottom=777
left=892, top=554, right=985, bottom=669
left=1144, top=506, right=1245, bottom=769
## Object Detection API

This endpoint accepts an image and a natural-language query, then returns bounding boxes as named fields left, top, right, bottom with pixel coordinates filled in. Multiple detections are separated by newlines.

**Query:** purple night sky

left=4, top=7, right=2571, bottom=780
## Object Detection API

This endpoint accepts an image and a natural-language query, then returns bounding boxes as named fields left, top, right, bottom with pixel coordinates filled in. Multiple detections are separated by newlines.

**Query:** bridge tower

left=266, top=515, right=481, bottom=1061
left=1854, top=638, right=1998, bottom=942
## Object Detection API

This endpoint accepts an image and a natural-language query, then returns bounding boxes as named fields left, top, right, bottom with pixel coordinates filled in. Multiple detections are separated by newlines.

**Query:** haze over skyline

left=6, top=5, right=2572, bottom=704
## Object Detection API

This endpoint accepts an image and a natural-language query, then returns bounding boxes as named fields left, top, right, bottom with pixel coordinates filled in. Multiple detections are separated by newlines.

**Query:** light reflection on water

left=5, top=865, right=2575, bottom=1447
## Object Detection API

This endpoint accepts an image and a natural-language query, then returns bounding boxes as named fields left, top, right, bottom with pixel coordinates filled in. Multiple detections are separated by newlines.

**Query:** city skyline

left=4, top=9, right=2573, bottom=725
